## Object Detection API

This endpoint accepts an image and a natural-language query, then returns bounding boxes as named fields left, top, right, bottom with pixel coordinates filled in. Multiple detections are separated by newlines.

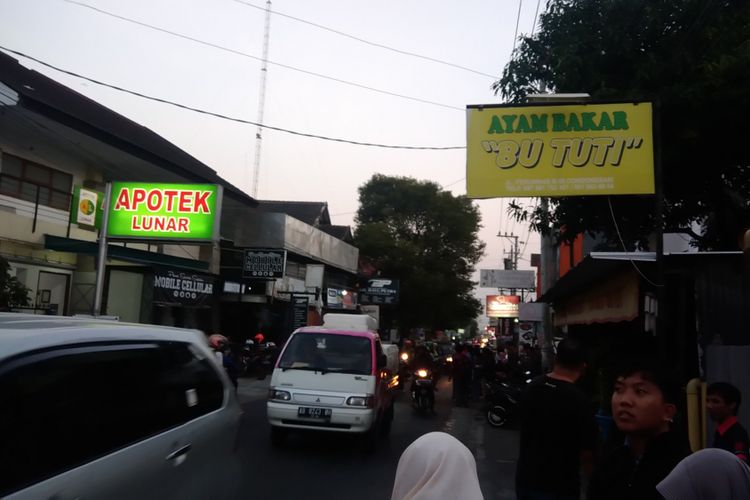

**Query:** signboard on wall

left=291, top=295, right=309, bottom=330
left=242, top=249, right=287, bottom=279
left=486, top=295, right=521, bottom=318
left=153, top=269, right=215, bottom=306
left=466, top=102, right=654, bottom=198
left=108, top=182, right=221, bottom=241
left=359, top=279, right=400, bottom=305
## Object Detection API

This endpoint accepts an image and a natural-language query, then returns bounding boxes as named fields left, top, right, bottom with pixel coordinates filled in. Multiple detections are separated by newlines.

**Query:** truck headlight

left=268, top=388, right=291, bottom=401
left=346, top=396, right=374, bottom=407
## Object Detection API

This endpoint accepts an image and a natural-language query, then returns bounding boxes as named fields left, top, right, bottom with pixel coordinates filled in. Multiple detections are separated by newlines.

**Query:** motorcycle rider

left=209, top=334, right=240, bottom=391
left=411, top=344, right=437, bottom=413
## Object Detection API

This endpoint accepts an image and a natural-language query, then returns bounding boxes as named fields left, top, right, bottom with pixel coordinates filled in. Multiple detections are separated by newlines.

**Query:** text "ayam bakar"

left=113, top=187, right=213, bottom=233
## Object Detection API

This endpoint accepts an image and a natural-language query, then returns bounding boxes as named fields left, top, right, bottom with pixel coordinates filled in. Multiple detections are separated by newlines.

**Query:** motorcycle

left=410, top=368, right=435, bottom=414
left=245, top=343, right=278, bottom=380
left=483, top=376, right=524, bottom=428
left=397, top=351, right=411, bottom=391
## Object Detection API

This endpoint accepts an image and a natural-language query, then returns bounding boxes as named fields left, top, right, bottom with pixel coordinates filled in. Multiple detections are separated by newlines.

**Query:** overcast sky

left=1, top=0, right=543, bottom=318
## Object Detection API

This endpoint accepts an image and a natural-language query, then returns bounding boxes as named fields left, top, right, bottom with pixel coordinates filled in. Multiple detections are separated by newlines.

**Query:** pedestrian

left=452, top=344, right=472, bottom=407
left=391, top=432, right=484, bottom=500
left=516, top=338, right=597, bottom=500
left=587, top=358, right=690, bottom=500
left=656, top=448, right=750, bottom=500
left=706, top=382, right=750, bottom=463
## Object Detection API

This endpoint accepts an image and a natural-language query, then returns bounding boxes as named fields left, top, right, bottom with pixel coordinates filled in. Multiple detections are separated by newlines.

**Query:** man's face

left=612, top=372, right=676, bottom=435
left=707, top=394, right=735, bottom=422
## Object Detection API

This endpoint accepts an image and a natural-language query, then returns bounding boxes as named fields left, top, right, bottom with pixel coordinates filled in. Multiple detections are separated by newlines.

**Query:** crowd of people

left=390, top=338, right=750, bottom=500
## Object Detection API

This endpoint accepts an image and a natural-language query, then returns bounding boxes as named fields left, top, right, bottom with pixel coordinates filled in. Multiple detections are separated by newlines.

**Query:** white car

left=0, top=313, right=242, bottom=500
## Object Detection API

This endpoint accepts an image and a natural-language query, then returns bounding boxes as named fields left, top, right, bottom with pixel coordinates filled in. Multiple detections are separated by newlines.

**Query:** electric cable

left=63, top=0, right=464, bottom=112
left=0, top=46, right=466, bottom=151
left=229, top=0, right=501, bottom=79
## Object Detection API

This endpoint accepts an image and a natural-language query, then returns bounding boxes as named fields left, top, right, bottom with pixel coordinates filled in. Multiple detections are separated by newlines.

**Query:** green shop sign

left=107, top=182, right=222, bottom=241
left=70, top=185, right=104, bottom=228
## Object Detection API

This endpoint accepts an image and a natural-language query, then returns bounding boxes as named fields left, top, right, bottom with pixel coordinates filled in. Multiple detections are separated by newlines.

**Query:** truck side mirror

left=377, top=353, right=387, bottom=369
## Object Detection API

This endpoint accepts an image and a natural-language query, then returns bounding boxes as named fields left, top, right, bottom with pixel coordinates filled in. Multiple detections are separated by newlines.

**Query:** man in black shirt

left=588, top=359, right=689, bottom=500
left=516, top=339, right=597, bottom=500
left=707, top=382, right=750, bottom=463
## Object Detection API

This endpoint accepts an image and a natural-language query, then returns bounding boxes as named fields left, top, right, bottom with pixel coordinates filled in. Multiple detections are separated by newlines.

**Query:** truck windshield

left=278, top=333, right=372, bottom=375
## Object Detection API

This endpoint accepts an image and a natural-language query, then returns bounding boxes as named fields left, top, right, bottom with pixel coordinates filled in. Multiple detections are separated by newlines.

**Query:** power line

left=531, top=0, right=543, bottom=35
left=512, top=0, right=524, bottom=56
left=0, top=46, right=465, bottom=151
left=607, top=196, right=663, bottom=287
left=63, top=0, right=463, bottom=112
left=230, top=0, right=501, bottom=80
left=441, top=177, right=465, bottom=189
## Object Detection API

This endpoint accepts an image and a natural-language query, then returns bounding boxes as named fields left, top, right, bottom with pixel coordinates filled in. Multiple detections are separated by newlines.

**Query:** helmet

left=208, top=334, right=229, bottom=350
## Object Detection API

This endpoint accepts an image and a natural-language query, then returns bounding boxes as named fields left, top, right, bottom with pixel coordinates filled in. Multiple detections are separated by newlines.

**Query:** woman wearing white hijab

left=391, top=432, right=484, bottom=500
left=656, top=448, right=750, bottom=500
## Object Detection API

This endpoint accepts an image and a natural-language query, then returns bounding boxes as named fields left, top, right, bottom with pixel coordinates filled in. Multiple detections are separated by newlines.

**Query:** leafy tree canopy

left=355, top=175, right=485, bottom=331
left=0, top=256, right=31, bottom=310
left=496, top=0, right=750, bottom=250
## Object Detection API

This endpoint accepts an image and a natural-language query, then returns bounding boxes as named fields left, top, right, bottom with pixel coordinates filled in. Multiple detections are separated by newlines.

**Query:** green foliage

left=0, top=256, right=31, bottom=310
left=496, top=0, right=750, bottom=249
left=355, top=175, right=485, bottom=331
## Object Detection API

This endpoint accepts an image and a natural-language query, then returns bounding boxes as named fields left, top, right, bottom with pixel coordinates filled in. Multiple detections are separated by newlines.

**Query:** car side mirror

left=377, top=353, right=387, bottom=369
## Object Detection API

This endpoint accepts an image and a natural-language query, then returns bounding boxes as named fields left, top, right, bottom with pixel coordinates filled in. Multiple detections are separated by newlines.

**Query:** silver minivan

left=0, top=314, right=242, bottom=500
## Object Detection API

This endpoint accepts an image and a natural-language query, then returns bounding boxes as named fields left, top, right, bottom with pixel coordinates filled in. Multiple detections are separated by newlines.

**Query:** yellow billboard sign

left=466, top=102, right=654, bottom=198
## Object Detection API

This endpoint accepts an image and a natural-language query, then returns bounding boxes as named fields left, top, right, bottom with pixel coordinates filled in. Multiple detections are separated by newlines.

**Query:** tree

left=495, top=0, right=750, bottom=250
left=354, top=175, right=485, bottom=332
left=0, top=256, right=31, bottom=310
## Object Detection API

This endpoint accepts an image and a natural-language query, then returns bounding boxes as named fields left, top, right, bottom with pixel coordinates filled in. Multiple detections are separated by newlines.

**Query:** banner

left=153, top=269, right=215, bottom=306
left=486, top=295, right=521, bottom=318
left=326, top=288, right=357, bottom=310
left=466, top=102, right=654, bottom=198
left=242, top=249, right=287, bottom=279
left=108, top=182, right=221, bottom=241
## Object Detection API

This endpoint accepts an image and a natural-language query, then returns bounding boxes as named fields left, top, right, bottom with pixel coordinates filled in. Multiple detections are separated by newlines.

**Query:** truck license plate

left=298, top=407, right=332, bottom=419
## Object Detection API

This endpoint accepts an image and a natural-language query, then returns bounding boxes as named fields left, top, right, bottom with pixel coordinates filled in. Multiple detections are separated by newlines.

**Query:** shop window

left=286, top=261, right=306, bottom=280
left=0, top=153, right=72, bottom=210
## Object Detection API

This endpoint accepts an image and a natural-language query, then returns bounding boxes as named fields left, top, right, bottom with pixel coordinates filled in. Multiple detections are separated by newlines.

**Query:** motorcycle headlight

left=268, top=388, right=291, bottom=401
left=446, top=356, right=453, bottom=363
left=400, top=353, right=409, bottom=361
left=417, top=369, right=428, bottom=378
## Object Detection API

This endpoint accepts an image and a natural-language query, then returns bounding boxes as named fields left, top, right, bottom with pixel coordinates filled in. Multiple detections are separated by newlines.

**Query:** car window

left=0, top=341, right=224, bottom=496
left=278, top=333, right=372, bottom=375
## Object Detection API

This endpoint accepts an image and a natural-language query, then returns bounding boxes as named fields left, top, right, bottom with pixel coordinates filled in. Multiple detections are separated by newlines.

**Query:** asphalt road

left=234, top=377, right=519, bottom=500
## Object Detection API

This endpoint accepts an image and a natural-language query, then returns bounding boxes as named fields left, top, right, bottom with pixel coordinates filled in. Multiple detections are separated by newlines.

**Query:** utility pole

left=251, top=0, right=272, bottom=198
left=499, top=232, right=521, bottom=270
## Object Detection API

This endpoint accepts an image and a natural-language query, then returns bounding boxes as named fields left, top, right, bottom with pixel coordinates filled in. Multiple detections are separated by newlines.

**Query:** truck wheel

left=380, top=403, right=394, bottom=436
left=270, top=426, right=288, bottom=446
left=363, top=422, right=380, bottom=452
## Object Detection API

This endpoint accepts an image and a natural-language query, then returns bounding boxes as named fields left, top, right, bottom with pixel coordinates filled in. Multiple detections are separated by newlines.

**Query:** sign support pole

left=93, top=182, right=112, bottom=316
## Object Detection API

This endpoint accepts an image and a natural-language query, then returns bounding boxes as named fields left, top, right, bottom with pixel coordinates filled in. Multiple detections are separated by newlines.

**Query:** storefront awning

left=539, top=252, right=655, bottom=304
left=44, top=234, right=209, bottom=271
left=540, top=253, right=655, bottom=327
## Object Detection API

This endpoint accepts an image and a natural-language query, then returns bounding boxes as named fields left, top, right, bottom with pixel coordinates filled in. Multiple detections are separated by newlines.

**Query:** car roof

left=292, top=326, right=378, bottom=340
left=0, top=313, right=207, bottom=360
